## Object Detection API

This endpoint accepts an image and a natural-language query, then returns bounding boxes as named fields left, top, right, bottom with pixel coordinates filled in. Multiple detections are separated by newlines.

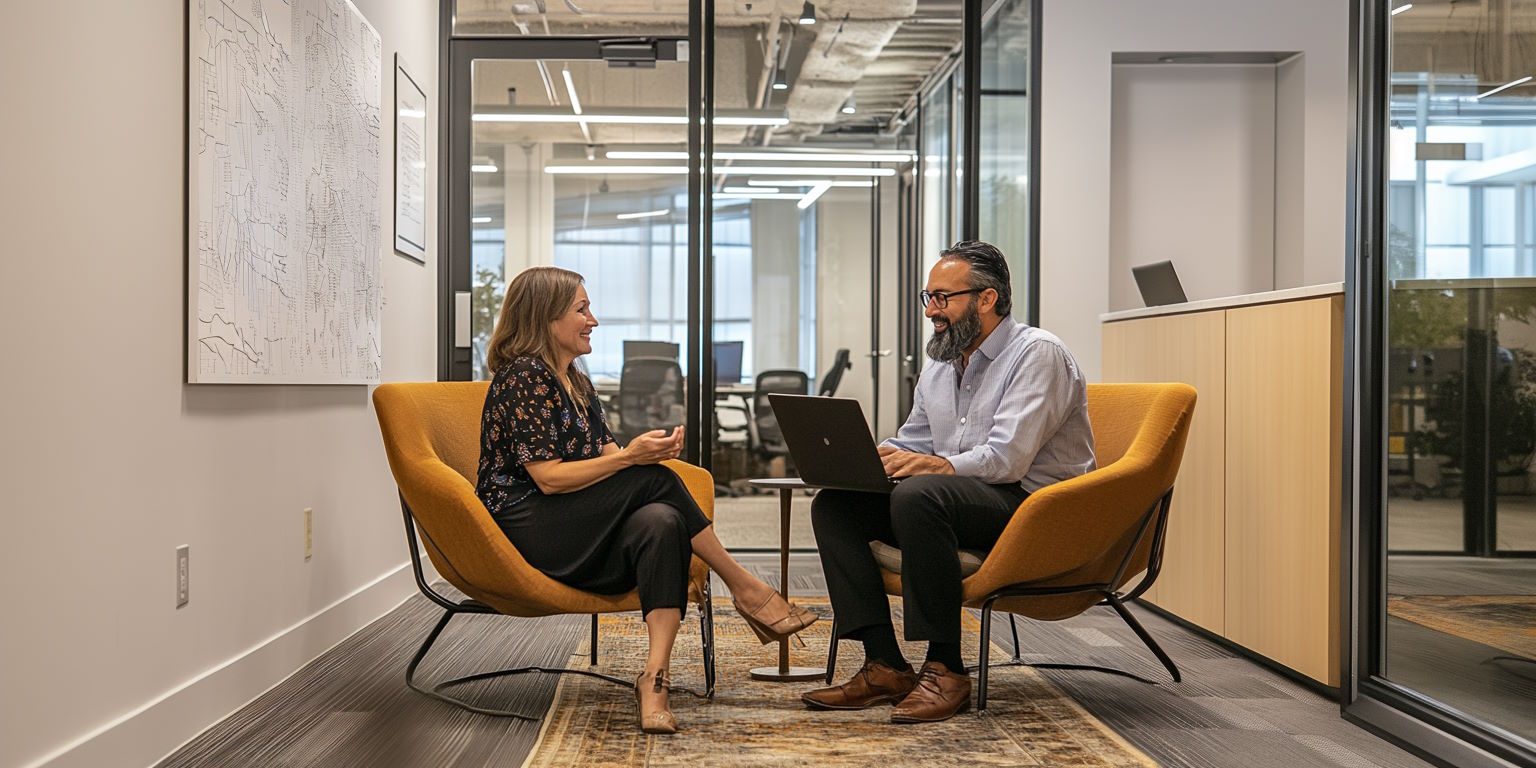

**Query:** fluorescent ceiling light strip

left=478, top=113, right=684, bottom=124
left=798, top=181, right=833, bottom=210
left=715, top=192, right=805, bottom=200
left=1474, top=76, right=1532, bottom=100
left=719, top=166, right=895, bottom=177
left=747, top=179, right=873, bottom=187
left=715, top=117, right=790, bottom=126
left=560, top=69, right=582, bottom=115
left=474, top=112, right=787, bottom=127
left=616, top=208, right=670, bottom=220
left=722, top=186, right=772, bottom=193
left=471, top=216, right=492, bottom=223
left=607, top=151, right=688, bottom=159
left=545, top=165, right=689, bottom=175
left=471, top=164, right=498, bottom=173
left=542, top=165, right=894, bottom=177
left=1390, top=3, right=1412, bottom=15
left=606, top=150, right=915, bottom=163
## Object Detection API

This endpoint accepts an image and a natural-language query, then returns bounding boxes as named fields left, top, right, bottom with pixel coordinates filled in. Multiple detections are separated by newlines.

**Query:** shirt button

left=966, top=385, right=971, bottom=391
left=961, top=417, right=967, bottom=424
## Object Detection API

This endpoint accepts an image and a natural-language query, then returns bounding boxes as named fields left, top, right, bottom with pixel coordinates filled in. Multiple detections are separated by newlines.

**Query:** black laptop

left=768, top=394, right=899, bottom=494
left=1131, top=260, right=1188, bottom=307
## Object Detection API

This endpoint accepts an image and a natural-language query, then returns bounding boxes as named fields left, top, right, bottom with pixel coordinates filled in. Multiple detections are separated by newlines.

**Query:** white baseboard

left=24, top=563, right=417, bottom=768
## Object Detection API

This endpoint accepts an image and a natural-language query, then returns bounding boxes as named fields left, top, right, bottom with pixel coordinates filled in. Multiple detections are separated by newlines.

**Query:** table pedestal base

left=749, top=665, right=825, bottom=682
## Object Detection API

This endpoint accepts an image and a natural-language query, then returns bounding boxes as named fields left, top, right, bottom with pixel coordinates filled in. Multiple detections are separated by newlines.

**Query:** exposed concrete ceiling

left=455, top=0, right=966, bottom=144
left=1390, top=0, right=1536, bottom=92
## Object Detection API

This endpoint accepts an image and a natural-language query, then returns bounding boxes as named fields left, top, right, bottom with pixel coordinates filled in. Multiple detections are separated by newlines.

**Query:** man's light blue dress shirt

left=883, top=315, right=1096, bottom=492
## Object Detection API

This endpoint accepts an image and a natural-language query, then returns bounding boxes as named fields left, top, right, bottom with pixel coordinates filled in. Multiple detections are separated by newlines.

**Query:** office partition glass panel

left=705, top=6, right=915, bottom=547
left=978, top=0, right=1032, bottom=321
left=921, top=80, right=953, bottom=269
left=1377, top=0, right=1536, bottom=747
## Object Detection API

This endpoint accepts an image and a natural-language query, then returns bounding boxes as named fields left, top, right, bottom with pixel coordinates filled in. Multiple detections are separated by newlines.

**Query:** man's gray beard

left=925, top=302, right=983, bottom=362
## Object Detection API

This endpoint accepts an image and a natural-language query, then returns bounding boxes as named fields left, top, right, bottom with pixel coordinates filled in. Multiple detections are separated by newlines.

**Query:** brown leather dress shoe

left=801, top=660, right=919, bottom=710
left=889, top=661, right=972, bottom=723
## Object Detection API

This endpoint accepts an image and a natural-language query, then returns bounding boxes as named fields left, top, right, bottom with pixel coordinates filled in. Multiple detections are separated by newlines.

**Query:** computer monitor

left=623, top=340, right=680, bottom=360
left=714, top=340, right=744, bottom=385
left=1132, top=260, right=1189, bottom=307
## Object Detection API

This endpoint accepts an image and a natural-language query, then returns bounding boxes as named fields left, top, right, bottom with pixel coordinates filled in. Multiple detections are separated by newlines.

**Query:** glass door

left=1353, top=0, right=1536, bottom=763
left=445, top=17, right=706, bottom=458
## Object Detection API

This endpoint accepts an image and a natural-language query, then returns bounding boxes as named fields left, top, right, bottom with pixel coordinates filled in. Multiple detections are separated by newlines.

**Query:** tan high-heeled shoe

left=634, top=668, right=678, bottom=735
left=733, top=591, right=818, bottom=645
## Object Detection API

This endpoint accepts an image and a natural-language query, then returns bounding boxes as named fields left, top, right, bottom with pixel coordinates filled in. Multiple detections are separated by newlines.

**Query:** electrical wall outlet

left=176, top=545, right=190, bottom=608
left=304, top=508, right=313, bottom=561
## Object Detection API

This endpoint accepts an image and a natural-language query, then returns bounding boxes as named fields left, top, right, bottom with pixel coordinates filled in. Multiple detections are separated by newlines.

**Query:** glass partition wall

left=1353, top=0, right=1536, bottom=764
left=443, top=0, right=1030, bottom=550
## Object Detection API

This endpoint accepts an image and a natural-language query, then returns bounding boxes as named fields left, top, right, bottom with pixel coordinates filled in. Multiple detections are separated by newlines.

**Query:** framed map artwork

left=187, top=0, right=383, bottom=384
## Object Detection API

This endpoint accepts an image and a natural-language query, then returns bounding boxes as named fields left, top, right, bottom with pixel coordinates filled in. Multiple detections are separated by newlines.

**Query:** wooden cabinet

left=1102, top=291, right=1342, bottom=686
left=1103, top=311, right=1227, bottom=635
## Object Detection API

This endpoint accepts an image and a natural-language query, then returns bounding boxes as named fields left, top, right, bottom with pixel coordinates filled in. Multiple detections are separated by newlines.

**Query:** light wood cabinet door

left=1224, top=296, right=1342, bottom=685
left=1103, top=311, right=1227, bottom=634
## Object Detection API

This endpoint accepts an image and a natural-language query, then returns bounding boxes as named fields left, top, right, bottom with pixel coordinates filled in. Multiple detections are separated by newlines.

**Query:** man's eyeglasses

left=919, top=288, right=981, bottom=309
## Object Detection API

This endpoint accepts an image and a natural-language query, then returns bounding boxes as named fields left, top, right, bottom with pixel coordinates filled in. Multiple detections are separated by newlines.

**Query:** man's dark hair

left=940, top=240, right=1012, bottom=317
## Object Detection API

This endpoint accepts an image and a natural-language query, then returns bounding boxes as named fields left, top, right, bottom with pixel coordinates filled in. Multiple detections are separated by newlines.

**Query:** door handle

left=454, top=291, right=471, bottom=349
left=868, top=349, right=892, bottom=358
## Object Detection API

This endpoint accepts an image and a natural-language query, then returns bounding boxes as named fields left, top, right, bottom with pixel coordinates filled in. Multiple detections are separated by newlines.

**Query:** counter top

left=1101, top=282, right=1344, bottom=323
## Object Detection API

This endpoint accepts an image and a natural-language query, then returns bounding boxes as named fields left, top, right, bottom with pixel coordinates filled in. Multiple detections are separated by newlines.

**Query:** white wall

left=0, top=1, right=438, bottom=766
left=1274, top=54, right=1308, bottom=289
left=752, top=200, right=805, bottom=372
left=1041, top=0, right=1348, bottom=379
left=1108, top=63, right=1277, bottom=312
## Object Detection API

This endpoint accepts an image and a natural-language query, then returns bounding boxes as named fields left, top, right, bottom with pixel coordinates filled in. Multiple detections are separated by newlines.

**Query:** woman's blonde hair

left=485, top=266, right=595, bottom=405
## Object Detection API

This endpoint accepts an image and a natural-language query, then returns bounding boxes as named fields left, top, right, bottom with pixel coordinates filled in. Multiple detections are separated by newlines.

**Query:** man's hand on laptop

left=878, top=445, right=954, bottom=478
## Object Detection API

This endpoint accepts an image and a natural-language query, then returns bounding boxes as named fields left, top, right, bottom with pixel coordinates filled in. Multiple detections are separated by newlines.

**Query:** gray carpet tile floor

left=157, top=554, right=1451, bottom=768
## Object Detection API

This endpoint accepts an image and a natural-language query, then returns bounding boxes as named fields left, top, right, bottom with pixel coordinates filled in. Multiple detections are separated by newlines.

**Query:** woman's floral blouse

left=476, top=355, right=615, bottom=511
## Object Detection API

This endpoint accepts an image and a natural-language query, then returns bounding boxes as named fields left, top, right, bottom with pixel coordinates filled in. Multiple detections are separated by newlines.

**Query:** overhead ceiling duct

left=457, top=0, right=951, bottom=143
left=781, top=0, right=917, bottom=138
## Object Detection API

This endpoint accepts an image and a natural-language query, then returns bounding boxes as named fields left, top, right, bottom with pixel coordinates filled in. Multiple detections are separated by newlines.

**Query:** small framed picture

left=394, top=54, right=428, bottom=263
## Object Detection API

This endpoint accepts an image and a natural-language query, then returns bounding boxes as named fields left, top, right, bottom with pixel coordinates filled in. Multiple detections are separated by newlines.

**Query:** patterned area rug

left=522, top=599, right=1155, bottom=767
left=1387, top=594, right=1536, bottom=660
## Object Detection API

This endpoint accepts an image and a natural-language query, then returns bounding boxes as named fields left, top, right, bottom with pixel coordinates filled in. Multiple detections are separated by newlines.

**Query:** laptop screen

left=1131, top=260, right=1188, bottom=307
left=714, top=340, right=744, bottom=385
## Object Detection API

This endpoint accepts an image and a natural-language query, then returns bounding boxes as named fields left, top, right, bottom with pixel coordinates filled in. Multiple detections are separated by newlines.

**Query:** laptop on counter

left=1132, top=260, right=1188, bottom=307
left=768, top=394, right=899, bottom=494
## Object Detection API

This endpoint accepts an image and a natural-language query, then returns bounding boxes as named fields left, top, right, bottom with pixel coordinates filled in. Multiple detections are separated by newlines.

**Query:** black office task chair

left=617, top=357, right=685, bottom=446
left=818, top=348, right=853, bottom=397
left=753, top=369, right=810, bottom=475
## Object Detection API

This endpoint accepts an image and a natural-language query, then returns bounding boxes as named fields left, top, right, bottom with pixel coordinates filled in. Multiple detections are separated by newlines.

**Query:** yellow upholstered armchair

left=373, top=381, right=716, bottom=717
left=830, top=382, right=1197, bottom=710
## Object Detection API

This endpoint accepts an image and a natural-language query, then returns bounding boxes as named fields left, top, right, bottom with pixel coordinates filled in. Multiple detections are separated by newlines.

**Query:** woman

left=476, top=266, right=817, bottom=735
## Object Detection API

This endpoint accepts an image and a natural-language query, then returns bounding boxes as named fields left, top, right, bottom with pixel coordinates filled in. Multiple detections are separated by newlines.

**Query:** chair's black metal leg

left=825, top=616, right=840, bottom=684
left=589, top=614, right=599, bottom=666
left=405, top=607, right=458, bottom=696
left=978, top=604, right=993, bottom=711
left=406, top=604, right=637, bottom=718
left=1009, top=613, right=1022, bottom=662
left=700, top=579, right=716, bottom=698
left=1105, top=594, right=1181, bottom=683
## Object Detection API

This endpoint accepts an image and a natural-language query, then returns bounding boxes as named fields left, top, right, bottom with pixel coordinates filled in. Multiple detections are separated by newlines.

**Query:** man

left=801, top=240, right=1096, bottom=723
